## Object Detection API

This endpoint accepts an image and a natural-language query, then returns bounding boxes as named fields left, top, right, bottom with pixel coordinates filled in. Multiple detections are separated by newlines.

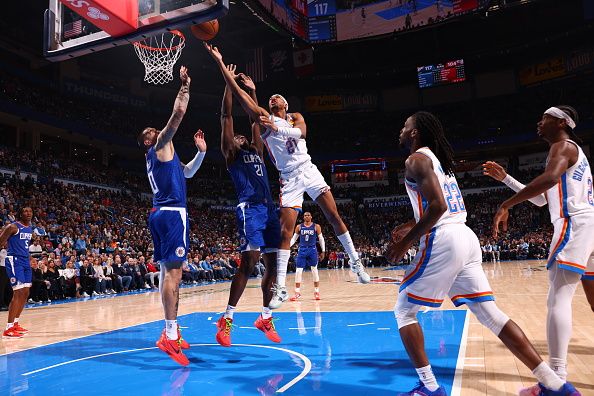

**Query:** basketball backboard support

left=44, top=0, right=229, bottom=62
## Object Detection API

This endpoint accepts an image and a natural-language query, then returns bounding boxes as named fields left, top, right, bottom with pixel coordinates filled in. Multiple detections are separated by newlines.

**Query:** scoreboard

left=417, top=59, right=466, bottom=88
left=307, top=0, right=337, bottom=42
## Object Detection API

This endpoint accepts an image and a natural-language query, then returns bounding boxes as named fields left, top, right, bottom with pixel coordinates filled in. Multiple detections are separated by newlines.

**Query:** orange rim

left=133, top=30, right=185, bottom=52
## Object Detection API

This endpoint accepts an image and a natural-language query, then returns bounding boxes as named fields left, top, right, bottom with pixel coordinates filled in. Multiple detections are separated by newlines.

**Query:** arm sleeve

left=318, top=234, right=326, bottom=252
left=183, top=151, right=206, bottom=178
left=501, top=175, right=547, bottom=207
left=277, top=127, right=302, bottom=139
left=290, top=233, right=299, bottom=247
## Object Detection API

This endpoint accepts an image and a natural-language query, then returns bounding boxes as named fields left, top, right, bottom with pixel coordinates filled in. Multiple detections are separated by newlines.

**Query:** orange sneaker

left=289, top=292, right=301, bottom=301
left=215, top=316, right=233, bottom=347
left=254, top=315, right=281, bottom=343
left=156, top=330, right=189, bottom=366
left=13, top=323, right=28, bottom=333
left=2, top=327, right=25, bottom=339
left=177, top=325, right=190, bottom=350
left=314, top=291, right=321, bottom=300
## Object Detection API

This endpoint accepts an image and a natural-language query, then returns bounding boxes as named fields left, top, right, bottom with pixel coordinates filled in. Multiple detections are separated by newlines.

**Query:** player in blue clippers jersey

left=0, top=207, right=33, bottom=338
left=215, top=65, right=282, bottom=347
left=136, top=66, right=207, bottom=366
left=289, top=212, right=325, bottom=301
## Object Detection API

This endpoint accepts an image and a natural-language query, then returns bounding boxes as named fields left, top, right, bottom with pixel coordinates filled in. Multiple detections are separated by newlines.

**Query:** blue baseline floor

left=1, top=310, right=467, bottom=396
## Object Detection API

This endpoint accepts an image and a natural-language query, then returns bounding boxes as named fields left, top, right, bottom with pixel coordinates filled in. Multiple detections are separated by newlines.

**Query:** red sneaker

left=177, top=325, right=190, bottom=350
left=216, top=316, right=233, bottom=347
left=289, top=292, right=301, bottom=301
left=2, top=327, right=25, bottom=339
left=13, top=323, right=28, bottom=333
left=314, top=291, right=321, bottom=300
left=254, top=315, right=281, bottom=343
left=156, top=330, right=189, bottom=366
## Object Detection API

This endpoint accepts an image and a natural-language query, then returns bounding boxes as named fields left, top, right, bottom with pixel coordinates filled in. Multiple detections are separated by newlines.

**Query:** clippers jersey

left=299, top=223, right=317, bottom=249
left=261, top=114, right=311, bottom=174
left=228, top=148, right=273, bottom=204
left=146, top=146, right=187, bottom=208
left=8, top=222, right=32, bottom=258
left=545, top=140, right=594, bottom=222
left=404, top=147, right=467, bottom=227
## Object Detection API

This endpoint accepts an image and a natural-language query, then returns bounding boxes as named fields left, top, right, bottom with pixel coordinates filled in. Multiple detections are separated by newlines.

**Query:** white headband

left=270, top=94, right=288, bottom=111
left=544, top=107, right=576, bottom=129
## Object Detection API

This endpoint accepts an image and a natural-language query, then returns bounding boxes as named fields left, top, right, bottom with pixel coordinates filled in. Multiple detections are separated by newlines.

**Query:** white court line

left=451, top=310, right=470, bottom=396
left=346, top=322, right=375, bottom=327
left=376, top=328, right=391, bottom=331
left=207, top=317, right=212, bottom=321
left=239, top=326, right=257, bottom=329
left=288, top=327, right=319, bottom=330
left=21, top=343, right=311, bottom=393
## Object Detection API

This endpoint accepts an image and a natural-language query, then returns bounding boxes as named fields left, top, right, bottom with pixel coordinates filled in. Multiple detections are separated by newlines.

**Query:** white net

left=133, top=30, right=185, bottom=85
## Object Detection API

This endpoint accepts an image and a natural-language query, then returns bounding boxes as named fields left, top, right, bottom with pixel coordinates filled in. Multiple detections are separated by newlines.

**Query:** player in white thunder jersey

left=385, top=111, right=577, bottom=396
left=204, top=43, right=370, bottom=309
left=491, top=105, right=594, bottom=389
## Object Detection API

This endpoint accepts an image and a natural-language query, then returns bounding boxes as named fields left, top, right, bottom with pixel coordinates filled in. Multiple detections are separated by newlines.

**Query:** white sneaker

left=351, top=259, right=371, bottom=284
left=268, top=284, right=288, bottom=309
left=82, top=292, right=90, bottom=297
left=92, top=291, right=99, bottom=296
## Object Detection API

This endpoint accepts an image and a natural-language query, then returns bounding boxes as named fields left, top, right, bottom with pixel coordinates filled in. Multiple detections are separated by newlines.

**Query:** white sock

left=6, top=323, right=13, bottom=330
left=337, top=232, right=359, bottom=263
left=276, top=249, right=290, bottom=287
left=549, top=358, right=568, bottom=382
left=533, top=362, right=564, bottom=391
left=14, top=318, right=19, bottom=324
left=165, top=319, right=178, bottom=340
left=415, top=365, right=439, bottom=392
left=295, top=287, right=300, bottom=293
left=262, top=306, right=272, bottom=319
left=225, top=305, right=236, bottom=320
left=314, top=287, right=319, bottom=293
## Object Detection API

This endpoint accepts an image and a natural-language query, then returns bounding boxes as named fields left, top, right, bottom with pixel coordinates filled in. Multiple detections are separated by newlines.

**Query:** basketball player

left=137, top=66, right=207, bottom=366
left=215, top=65, right=281, bottom=347
left=1, top=207, right=33, bottom=338
left=385, top=111, right=579, bottom=395
left=490, top=105, right=594, bottom=391
left=289, top=212, right=325, bottom=301
left=204, top=43, right=370, bottom=311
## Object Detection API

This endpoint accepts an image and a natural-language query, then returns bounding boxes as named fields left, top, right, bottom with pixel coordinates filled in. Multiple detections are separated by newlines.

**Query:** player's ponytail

left=412, top=111, right=456, bottom=176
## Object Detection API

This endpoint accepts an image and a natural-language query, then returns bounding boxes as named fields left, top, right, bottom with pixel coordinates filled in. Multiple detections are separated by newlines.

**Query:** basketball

left=191, top=20, right=219, bottom=41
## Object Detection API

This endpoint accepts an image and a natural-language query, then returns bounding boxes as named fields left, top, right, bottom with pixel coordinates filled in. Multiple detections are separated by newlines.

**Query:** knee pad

left=467, top=301, right=509, bottom=336
left=295, top=267, right=304, bottom=283
left=311, top=266, right=320, bottom=282
left=394, top=291, right=421, bottom=329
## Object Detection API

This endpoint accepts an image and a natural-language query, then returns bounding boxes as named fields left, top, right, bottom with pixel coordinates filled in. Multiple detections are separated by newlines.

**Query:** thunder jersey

left=8, top=222, right=32, bottom=258
left=228, top=148, right=273, bottom=204
left=261, top=114, right=311, bottom=175
left=299, top=223, right=317, bottom=249
left=146, top=146, right=186, bottom=208
left=404, top=147, right=467, bottom=227
left=545, top=140, right=594, bottom=222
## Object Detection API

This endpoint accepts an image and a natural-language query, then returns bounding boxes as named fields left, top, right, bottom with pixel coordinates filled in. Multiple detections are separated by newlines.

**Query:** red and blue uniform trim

left=406, top=292, right=443, bottom=307
left=450, top=291, right=495, bottom=307
left=399, top=227, right=436, bottom=292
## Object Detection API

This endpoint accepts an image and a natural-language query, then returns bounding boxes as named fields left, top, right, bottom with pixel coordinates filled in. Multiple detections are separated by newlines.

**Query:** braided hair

left=412, top=111, right=456, bottom=176
left=556, top=105, right=581, bottom=143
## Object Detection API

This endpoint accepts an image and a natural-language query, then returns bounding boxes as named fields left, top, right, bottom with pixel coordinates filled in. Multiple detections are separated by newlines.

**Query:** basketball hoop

left=133, top=30, right=185, bottom=85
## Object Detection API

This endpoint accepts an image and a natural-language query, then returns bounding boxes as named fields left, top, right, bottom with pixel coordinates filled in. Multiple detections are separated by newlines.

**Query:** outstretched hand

left=226, top=64, right=239, bottom=80
left=492, top=205, right=509, bottom=238
left=239, top=73, right=256, bottom=91
left=482, top=161, right=507, bottom=182
left=258, top=116, right=278, bottom=132
left=194, top=129, right=207, bottom=152
left=180, top=66, right=191, bottom=85
left=385, top=240, right=408, bottom=264
left=204, top=42, right=223, bottom=63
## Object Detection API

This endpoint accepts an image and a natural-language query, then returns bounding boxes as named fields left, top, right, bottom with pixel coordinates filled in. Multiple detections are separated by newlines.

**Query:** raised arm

left=221, top=65, right=239, bottom=165
left=155, top=66, right=191, bottom=152
left=204, top=43, right=268, bottom=121
left=183, top=130, right=207, bottom=178
left=258, top=111, right=307, bottom=139
left=482, top=161, right=547, bottom=207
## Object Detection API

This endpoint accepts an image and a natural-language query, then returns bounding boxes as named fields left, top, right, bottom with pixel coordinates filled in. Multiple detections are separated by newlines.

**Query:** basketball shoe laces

left=262, top=317, right=279, bottom=331
left=222, top=317, right=235, bottom=337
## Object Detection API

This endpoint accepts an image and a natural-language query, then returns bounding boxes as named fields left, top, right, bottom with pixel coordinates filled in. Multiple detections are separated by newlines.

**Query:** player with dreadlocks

left=385, top=111, right=580, bottom=396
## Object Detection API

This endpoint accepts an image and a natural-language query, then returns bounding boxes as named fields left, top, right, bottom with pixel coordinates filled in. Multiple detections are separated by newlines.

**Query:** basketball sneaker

left=269, top=284, right=288, bottom=309
left=314, top=291, right=321, bottom=300
left=289, top=292, right=301, bottom=301
left=351, top=259, right=371, bottom=284
left=215, top=316, right=234, bottom=347
left=254, top=315, right=281, bottom=343
left=13, top=323, right=28, bottom=333
left=520, top=383, right=581, bottom=396
left=177, top=325, right=189, bottom=350
left=2, top=327, right=25, bottom=339
left=156, top=330, right=189, bottom=366
left=397, top=382, right=447, bottom=396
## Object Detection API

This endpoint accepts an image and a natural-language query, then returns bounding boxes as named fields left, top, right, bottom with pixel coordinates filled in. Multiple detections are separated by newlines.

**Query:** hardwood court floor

left=1, top=260, right=593, bottom=395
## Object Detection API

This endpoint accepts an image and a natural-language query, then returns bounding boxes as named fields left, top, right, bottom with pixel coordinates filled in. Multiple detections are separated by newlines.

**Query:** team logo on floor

left=175, top=247, right=185, bottom=257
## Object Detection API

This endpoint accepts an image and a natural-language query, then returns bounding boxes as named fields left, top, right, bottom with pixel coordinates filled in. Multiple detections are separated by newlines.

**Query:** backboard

left=44, top=0, right=229, bottom=62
